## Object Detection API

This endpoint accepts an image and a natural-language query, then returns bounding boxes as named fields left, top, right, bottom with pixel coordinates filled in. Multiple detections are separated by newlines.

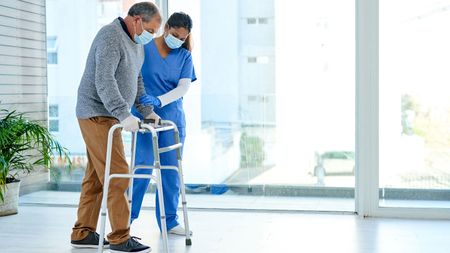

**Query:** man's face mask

left=134, top=19, right=153, bottom=45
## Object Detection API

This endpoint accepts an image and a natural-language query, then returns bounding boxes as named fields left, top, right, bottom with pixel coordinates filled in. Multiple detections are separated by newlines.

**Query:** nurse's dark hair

left=166, top=12, right=193, bottom=51
left=128, top=2, right=159, bottom=22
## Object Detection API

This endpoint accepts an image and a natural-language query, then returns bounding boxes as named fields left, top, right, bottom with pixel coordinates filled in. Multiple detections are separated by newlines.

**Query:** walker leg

left=98, top=127, right=115, bottom=253
left=97, top=192, right=107, bottom=253
left=98, top=185, right=108, bottom=253
left=128, top=132, right=138, bottom=224
left=152, top=133, right=169, bottom=253
left=177, top=159, right=192, bottom=245
left=156, top=169, right=169, bottom=253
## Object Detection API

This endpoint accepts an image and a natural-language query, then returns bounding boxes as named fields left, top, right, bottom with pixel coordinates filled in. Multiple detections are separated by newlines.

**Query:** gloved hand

left=145, top=112, right=161, bottom=126
left=139, top=95, right=161, bottom=107
left=120, top=115, right=140, bottom=132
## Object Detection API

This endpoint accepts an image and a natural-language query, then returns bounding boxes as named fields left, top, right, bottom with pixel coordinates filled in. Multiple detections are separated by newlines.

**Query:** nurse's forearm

left=158, top=78, right=191, bottom=107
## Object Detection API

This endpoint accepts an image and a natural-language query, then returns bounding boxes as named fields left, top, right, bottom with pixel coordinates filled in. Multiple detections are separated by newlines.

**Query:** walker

left=97, top=119, right=192, bottom=253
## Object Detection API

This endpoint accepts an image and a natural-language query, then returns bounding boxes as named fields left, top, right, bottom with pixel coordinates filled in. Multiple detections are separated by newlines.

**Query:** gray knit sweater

left=76, top=19, right=152, bottom=121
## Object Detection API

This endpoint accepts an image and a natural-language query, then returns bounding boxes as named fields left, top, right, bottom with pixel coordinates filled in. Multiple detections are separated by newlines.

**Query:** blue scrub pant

left=130, top=129, right=185, bottom=230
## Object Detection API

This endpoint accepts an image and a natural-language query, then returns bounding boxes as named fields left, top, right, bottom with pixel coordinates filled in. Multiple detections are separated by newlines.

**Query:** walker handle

left=138, top=118, right=162, bottom=129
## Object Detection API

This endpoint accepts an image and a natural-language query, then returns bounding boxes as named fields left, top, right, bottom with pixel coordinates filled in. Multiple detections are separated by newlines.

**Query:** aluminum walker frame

left=97, top=120, right=192, bottom=253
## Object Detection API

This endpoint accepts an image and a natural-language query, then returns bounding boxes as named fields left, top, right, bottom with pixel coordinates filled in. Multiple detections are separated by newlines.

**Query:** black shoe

left=71, top=231, right=110, bottom=249
left=110, top=237, right=151, bottom=253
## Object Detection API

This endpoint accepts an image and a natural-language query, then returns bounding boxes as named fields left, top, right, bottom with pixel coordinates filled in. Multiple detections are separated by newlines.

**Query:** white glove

left=145, top=112, right=161, bottom=126
left=120, top=115, right=140, bottom=132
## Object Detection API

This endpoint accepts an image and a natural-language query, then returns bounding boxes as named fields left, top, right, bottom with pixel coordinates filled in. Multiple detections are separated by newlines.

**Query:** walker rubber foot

left=186, top=238, right=192, bottom=246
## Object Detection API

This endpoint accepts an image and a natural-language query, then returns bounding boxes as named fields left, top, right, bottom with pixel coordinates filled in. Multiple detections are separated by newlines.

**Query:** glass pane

left=47, top=52, right=57, bottom=65
left=380, top=0, right=450, bottom=208
left=258, top=17, right=269, bottom=24
left=247, top=18, right=257, bottom=24
left=49, top=104, right=58, bottom=117
left=168, top=0, right=355, bottom=211
left=49, top=120, right=59, bottom=132
left=47, top=36, right=57, bottom=49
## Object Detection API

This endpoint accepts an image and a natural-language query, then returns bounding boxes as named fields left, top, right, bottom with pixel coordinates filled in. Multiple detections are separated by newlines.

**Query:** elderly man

left=70, top=2, right=161, bottom=253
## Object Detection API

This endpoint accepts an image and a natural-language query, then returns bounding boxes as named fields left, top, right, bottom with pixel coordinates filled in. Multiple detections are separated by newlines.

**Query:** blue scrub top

left=132, top=40, right=197, bottom=134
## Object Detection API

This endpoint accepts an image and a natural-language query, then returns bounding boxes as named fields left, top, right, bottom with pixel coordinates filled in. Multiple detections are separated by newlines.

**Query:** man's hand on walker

left=145, top=112, right=162, bottom=126
left=121, top=115, right=140, bottom=132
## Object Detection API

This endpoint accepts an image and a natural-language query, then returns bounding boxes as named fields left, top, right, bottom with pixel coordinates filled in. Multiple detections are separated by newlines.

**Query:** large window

left=169, top=0, right=355, bottom=191
left=45, top=0, right=355, bottom=211
left=379, top=0, right=450, bottom=208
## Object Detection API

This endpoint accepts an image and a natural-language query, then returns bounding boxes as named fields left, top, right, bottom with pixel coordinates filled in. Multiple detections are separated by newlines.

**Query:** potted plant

left=0, top=109, right=70, bottom=216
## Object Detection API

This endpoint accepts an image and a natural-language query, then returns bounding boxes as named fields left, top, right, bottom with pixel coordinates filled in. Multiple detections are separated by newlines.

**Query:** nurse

left=130, top=12, right=196, bottom=235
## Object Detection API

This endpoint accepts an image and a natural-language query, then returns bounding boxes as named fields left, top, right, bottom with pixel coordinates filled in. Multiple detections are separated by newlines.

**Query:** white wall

left=0, top=0, right=47, bottom=122
left=0, top=0, right=49, bottom=194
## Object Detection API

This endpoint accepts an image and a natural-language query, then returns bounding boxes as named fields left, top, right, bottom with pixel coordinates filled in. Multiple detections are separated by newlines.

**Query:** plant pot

left=0, top=179, right=21, bottom=216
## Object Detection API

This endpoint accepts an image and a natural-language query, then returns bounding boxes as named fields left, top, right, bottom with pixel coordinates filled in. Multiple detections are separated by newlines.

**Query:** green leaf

left=0, top=109, right=72, bottom=203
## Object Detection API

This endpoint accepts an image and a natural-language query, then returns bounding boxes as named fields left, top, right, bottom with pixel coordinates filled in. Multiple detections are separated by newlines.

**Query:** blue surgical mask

left=134, top=21, right=153, bottom=45
left=164, top=33, right=184, bottom=49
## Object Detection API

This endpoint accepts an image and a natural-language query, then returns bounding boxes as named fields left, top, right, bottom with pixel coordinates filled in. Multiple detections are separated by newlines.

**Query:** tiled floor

left=1, top=204, right=450, bottom=253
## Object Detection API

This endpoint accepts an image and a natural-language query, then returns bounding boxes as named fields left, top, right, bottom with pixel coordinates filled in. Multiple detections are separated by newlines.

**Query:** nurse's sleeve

left=158, top=78, right=191, bottom=107
left=157, top=54, right=197, bottom=107
left=180, top=54, right=197, bottom=82
left=134, top=72, right=154, bottom=118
